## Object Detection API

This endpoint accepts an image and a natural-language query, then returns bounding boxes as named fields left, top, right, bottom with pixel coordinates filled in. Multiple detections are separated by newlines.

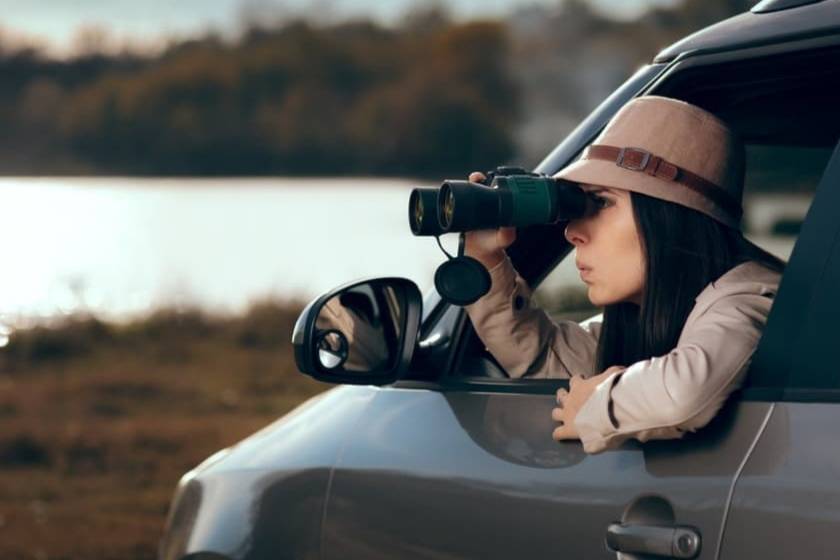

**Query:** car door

left=319, top=43, right=838, bottom=559
left=319, top=383, right=771, bottom=560
left=717, top=140, right=840, bottom=559
left=317, top=72, right=772, bottom=560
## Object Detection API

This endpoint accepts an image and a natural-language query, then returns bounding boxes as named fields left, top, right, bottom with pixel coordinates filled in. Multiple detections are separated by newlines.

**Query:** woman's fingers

left=554, top=387, right=580, bottom=440
left=553, top=388, right=568, bottom=420
left=497, top=226, right=516, bottom=249
left=553, top=424, right=575, bottom=440
left=462, top=170, right=516, bottom=267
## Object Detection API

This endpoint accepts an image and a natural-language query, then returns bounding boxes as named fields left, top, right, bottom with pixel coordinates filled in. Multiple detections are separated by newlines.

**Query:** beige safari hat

left=555, top=95, right=744, bottom=228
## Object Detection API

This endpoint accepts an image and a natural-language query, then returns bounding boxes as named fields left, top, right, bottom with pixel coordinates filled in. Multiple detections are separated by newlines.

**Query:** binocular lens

left=414, top=193, right=424, bottom=226
left=441, top=184, right=455, bottom=230
left=409, top=187, right=447, bottom=236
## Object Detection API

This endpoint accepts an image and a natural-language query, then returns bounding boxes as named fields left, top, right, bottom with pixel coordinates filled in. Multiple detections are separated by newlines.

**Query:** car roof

left=654, top=0, right=840, bottom=63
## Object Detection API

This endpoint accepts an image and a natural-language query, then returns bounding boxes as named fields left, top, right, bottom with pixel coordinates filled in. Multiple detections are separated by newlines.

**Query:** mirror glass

left=316, top=329, right=349, bottom=369
left=313, top=281, right=405, bottom=375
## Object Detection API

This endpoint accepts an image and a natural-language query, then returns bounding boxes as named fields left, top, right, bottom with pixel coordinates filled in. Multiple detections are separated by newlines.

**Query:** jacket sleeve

left=464, top=255, right=600, bottom=379
left=574, top=289, right=775, bottom=454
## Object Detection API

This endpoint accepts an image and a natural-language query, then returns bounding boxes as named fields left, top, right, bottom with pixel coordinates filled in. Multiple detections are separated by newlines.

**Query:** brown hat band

left=582, top=144, right=743, bottom=222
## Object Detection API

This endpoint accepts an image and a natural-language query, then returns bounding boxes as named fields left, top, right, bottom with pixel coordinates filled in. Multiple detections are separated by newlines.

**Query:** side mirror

left=291, top=278, right=422, bottom=385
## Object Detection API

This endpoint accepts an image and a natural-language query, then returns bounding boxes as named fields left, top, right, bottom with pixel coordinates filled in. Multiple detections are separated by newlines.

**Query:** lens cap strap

left=435, top=234, right=455, bottom=259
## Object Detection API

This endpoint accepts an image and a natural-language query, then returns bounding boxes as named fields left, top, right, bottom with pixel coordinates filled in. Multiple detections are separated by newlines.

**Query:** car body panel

left=654, top=0, right=840, bottom=63
left=322, top=388, right=773, bottom=559
left=719, top=402, right=840, bottom=558
left=160, top=385, right=377, bottom=559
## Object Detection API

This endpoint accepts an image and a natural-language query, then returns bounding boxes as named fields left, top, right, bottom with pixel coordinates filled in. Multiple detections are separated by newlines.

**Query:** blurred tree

left=72, top=24, right=114, bottom=58
left=54, top=17, right=517, bottom=176
left=0, top=0, right=761, bottom=176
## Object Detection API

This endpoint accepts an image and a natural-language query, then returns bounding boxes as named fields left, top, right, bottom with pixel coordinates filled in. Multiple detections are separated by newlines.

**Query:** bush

left=5, top=316, right=112, bottom=363
left=0, top=435, right=52, bottom=468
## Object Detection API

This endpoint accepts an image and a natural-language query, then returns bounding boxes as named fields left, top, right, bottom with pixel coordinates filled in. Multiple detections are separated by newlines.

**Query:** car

left=159, top=1, right=840, bottom=559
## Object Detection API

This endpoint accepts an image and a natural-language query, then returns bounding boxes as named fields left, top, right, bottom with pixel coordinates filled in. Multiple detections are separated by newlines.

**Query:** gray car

left=160, top=1, right=840, bottom=558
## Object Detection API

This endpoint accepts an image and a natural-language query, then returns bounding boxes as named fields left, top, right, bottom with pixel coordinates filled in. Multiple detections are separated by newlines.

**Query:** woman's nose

left=564, top=220, right=587, bottom=246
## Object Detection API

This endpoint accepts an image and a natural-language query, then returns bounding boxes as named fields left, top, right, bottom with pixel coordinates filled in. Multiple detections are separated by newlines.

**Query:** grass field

left=0, top=301, right=326, bottom=559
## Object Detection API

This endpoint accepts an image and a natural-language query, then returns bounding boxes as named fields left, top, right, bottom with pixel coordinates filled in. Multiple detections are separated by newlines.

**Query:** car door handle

left=605, top=522, right=701, bottom=559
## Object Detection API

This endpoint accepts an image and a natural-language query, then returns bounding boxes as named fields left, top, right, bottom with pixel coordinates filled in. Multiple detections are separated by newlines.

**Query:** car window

left=787, top=160, right=840, bottom=394
left=747, top=139, right=840, bottom=399
left=454, top=45, right=840, bottom=386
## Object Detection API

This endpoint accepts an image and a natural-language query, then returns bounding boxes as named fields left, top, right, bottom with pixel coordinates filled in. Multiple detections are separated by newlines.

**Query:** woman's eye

left=588, top=194, right=611, bottom=211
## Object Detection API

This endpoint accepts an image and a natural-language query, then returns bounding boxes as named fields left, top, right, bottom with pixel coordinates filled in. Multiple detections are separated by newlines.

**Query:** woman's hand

left=462, top=171, right=516, bottom=271
left=552, top=366, right=624, bottom=441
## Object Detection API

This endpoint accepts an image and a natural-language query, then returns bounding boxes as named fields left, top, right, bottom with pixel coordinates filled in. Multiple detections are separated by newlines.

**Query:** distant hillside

left=0, top=0, right=753, bottom=176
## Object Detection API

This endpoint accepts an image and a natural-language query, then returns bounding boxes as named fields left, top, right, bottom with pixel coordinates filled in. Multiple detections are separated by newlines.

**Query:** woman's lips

left=577, top=262, right=593, bottom=282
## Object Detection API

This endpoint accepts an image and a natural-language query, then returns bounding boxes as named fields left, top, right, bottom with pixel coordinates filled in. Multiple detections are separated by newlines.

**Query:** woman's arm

left=574, top=285, right=776, bottom=453
left=465, top=254, right=600, bottom=379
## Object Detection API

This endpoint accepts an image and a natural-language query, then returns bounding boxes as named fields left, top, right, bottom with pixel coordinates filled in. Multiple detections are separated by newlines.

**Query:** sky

left=0, top=0, right=680, bottom=55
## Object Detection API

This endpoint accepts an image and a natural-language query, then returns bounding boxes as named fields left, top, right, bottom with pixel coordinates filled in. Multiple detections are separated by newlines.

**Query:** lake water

left=0, top=177, right=808, bottom=326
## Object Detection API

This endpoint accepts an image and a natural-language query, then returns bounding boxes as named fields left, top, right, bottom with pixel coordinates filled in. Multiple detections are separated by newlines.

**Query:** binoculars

left=408, top=167, right=590, bottom=236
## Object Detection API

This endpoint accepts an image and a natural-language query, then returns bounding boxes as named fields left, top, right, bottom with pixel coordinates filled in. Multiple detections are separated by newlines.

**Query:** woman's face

left=564, top=183, right=646, bottom=307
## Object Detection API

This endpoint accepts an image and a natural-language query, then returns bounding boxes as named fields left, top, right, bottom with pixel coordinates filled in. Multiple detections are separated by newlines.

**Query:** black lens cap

left=434, top=256, right=492, bottom=306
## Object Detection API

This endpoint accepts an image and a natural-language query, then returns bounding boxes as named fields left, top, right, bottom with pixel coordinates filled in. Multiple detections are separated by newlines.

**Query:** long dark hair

left=594, top=192, right=785, bottom=373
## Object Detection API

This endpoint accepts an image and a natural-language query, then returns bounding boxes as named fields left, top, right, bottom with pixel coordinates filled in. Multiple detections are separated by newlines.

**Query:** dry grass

left=0, top=301, right=327, bottom=559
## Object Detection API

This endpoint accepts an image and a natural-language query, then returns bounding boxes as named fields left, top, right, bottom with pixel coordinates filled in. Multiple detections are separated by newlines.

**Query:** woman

left=464, top=96, right=785, bottom=454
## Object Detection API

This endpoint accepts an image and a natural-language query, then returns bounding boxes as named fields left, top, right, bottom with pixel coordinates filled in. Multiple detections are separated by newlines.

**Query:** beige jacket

left=465, top=255, right=781, bottom=453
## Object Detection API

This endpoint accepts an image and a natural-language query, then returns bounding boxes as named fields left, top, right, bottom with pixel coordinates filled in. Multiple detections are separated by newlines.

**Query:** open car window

left=449, top=43, right=840, bottom=385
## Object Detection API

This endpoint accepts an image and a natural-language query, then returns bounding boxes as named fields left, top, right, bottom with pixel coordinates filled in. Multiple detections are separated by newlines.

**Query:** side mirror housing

left=291, top=277, right=422, bottom=385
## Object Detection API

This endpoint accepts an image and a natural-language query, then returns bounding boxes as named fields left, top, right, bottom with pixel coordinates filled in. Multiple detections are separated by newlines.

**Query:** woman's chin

left=586, top=287, right=606, bottom=307
left=587, top=287, right=629, bottom=308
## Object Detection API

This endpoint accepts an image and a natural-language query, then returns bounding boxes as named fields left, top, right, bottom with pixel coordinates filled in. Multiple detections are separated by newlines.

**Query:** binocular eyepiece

left=409, top=168, right=590, bottom=236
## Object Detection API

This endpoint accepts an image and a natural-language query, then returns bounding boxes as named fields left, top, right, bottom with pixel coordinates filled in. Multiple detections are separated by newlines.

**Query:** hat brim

left=555, top=157, right=740, bottom=229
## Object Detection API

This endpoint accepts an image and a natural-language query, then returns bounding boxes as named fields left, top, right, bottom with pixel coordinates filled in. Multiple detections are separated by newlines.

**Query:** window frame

left=409, top=35, right=840, bottom=398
